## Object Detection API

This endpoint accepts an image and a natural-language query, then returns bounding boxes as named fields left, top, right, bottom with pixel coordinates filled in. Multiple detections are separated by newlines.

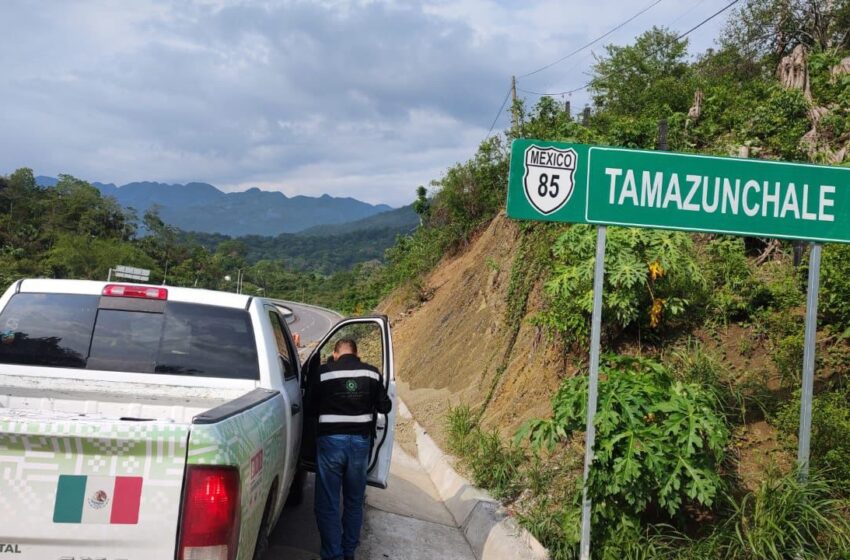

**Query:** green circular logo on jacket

left=346, top=379, right=358, bottom=392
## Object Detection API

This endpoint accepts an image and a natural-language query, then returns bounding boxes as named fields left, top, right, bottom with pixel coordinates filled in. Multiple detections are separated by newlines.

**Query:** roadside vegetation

left=434, top=1, right=850, bottom=557
left=2, top=0, right=850, bottom=557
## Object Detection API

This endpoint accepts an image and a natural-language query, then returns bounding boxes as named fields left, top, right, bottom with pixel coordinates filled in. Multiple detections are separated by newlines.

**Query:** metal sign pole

left=797, top=243, right=822, bottom=480
left=579, top=225, right=607, bottom=560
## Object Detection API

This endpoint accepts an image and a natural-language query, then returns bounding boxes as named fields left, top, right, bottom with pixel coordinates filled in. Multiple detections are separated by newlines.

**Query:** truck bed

left=0, top=373, right=250, bottom=424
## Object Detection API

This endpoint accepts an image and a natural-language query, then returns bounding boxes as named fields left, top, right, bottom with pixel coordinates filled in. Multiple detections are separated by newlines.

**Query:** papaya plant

left=539, top=225, right=706, bottom=345
left=518, top=355, right=729, bottom=527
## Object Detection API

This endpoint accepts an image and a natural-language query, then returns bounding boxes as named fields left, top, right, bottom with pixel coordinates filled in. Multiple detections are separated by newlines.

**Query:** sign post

left=797, top=243, right=822, bottom=479
left=506, top=139, right=850, bottom=558
left=578, top=225, right=606, bottom=560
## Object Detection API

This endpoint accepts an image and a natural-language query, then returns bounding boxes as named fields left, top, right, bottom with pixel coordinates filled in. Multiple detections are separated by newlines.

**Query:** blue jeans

left=314, top=434, right=371, bottom=560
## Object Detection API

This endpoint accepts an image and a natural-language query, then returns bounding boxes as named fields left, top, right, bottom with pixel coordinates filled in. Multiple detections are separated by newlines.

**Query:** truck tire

left=285, top=468, right=306, bottom=508
left=252, top=492, right=275, bottom=560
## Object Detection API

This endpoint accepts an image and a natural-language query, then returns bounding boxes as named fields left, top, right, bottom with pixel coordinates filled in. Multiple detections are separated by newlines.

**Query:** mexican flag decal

left=53, top=475, right=143, bottom=524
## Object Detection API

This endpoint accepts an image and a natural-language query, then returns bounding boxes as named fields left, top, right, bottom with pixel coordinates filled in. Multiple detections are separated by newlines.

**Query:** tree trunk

left=777, top=44, right=811, bottom=100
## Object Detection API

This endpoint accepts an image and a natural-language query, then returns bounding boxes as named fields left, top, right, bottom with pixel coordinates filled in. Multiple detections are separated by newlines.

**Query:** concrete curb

left=411, top=418, right=549, bottom=560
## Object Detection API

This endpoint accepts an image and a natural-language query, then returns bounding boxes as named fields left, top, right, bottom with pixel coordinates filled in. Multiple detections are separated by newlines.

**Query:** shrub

left=749, top=86, right=811, bottom=161
left=772, top=332, right=805, bottom=388
left=703, top=237, right=759, bottom=321
left=516, top=493, right=581, bottom=560
left=540, top=226, right=706, bottom=346
left=518, top=355, right=730, bottom=530
left=635, top=471, right=850, bottom=559
left=445, top=405, right=524, bottom=499
left=822, top=244, right=850, bottom=329
left=669, top=339, right=768, bottom=423
left=467, top=429, right=525, bottom=499
left=776, top=388, right=850, bottom=490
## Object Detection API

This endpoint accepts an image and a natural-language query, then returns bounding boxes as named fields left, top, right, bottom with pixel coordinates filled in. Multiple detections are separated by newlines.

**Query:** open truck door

left=299, top=316, right=396, bottom=488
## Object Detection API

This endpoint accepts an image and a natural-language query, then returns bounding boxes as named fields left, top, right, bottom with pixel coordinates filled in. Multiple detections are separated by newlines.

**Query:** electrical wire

left=674, top=0, right=739, bottom=40
left=667, top=0, right=710, bottom=28
left=484, top=86, right=513, bottom=140
left=520, top=0, right=743, bottom=97
left=517, top=86, right=573, bottom=96
left=518, top=0, right=664, bottom=79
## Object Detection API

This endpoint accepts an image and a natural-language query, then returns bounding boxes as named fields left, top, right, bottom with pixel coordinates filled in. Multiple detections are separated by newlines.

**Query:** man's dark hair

left=334, top=338, right=357, bottom=355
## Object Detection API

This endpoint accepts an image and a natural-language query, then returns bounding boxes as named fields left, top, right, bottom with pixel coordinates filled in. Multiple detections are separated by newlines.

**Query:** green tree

left=412, top=185, right=430, bottom=225
left=590, top=27, right=693, bottom=119
left=723, top=0, right=850, bottom=60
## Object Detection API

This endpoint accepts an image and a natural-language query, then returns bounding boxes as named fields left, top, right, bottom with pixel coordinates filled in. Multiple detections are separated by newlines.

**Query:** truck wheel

left=285, top=468, right=306, bottom=508
left=252, top=492, right=275, bottom=560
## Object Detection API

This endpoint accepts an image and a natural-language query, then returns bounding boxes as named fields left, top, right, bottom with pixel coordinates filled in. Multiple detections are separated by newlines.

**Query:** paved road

left=265, top=302, right=475, bottom=560
left=279, top=300, right=342, bottom=348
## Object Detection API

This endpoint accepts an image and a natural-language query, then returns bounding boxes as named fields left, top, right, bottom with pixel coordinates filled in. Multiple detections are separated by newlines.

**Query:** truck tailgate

left=0, top=409, right=189, bottom=560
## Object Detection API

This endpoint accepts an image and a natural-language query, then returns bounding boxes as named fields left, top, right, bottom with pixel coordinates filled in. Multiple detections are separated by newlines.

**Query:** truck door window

left=318, top=322, right=384, bottom=378
left=268, top=310, right=296, bottom=380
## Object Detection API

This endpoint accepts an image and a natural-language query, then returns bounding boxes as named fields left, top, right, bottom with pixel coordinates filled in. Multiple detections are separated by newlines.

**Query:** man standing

left=309, top=338, right=392, bottom=560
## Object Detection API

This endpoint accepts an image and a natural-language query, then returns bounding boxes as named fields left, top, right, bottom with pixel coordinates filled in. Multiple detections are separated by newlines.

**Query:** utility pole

left=656, top=118, right=669, bottom=151
left=565, top=100, right=571, bottom=120
left=511, top=76, right=518, bottom=128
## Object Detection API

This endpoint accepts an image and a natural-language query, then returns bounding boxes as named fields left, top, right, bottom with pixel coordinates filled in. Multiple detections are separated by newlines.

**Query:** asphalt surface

left=265, top=303, right=475, bottom=560
left=279, top=300, right=342, bottom=349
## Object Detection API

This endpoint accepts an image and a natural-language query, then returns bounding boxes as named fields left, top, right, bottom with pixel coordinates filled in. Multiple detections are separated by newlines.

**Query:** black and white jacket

left=307, top=353, right=392, bottom=436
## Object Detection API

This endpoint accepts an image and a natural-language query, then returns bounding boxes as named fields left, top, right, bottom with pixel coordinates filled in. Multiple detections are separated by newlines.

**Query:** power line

left=518, top=0, right=664, bottom=79
left=520, top=0, right=743, bottom=98
left=484, top=86, right=513, bottom=140
left=517, top=86, right=573, bottom=96
left=667, top=0, right=709, bottom=28
left=675, top=0, right=740, bottom=40
left=519, top=0, right=707, bottom=96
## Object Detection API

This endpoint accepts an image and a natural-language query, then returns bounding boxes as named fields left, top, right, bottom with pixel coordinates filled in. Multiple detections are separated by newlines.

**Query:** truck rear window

left=0, top=293, right=260, bottom=380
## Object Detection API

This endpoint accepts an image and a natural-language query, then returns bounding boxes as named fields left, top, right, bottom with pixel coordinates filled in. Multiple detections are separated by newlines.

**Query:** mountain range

left=35, top=176, right=401, bottom=237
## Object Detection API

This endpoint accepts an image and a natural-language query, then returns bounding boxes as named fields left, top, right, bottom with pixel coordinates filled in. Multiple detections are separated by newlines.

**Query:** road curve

left=279, top=300, right=342, bottom=348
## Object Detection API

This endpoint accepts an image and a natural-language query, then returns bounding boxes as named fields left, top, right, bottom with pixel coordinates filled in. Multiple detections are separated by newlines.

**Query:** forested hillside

left=34, top=176, right=394, bottom=236
left=0, top=170, right=405, bottom=309
left=181, top=204, right=418, bottom=274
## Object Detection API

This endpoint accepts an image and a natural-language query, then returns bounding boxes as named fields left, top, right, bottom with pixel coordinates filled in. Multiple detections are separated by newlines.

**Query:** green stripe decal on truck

left=53, top=475, right=143, bottom=524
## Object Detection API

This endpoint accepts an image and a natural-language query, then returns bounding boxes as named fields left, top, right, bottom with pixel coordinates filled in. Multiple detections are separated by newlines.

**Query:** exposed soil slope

left=379, top=213, right=565, bottom=447
left=378, top=213, right=808, bottom=490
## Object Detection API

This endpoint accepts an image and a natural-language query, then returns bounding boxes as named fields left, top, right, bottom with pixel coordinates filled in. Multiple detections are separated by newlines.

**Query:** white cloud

left=0, top=0, right=731, bottom=207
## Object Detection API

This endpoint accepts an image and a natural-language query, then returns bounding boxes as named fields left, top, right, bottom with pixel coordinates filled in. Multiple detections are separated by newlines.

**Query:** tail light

left=178, top=466, right=240, bottom=560
left=103, top=284, right=168, bottom=300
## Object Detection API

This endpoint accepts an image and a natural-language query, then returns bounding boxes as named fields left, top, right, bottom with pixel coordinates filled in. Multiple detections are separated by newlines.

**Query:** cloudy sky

left=0, top=0, right=732, bottom=207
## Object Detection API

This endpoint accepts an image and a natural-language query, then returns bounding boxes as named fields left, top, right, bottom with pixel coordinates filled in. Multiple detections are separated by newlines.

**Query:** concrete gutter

left=401, top=401, right=550, bottom=560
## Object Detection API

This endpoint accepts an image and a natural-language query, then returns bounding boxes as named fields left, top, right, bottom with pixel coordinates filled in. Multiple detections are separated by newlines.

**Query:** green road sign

left=507, top=139, right=850, bottom=243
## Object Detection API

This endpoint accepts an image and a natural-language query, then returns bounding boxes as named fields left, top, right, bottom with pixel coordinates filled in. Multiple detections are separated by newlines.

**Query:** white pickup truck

left=0, top=279, right=396, bottom=560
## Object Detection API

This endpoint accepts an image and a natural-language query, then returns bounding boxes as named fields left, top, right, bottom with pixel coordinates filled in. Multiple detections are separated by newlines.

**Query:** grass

left=668, top=338, right=770, bottom=423
left=446, top=404, right=525, bottom=498
left=722, top=470, right=850, bottom=559
left=445, top=404, right=477, bottom=456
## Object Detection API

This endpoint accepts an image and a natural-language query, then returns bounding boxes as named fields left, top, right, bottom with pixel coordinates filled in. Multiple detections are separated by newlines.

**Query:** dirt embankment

left=378, top=213, right=565, bottom=448
left=379, top=213, right=801, bottom=489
